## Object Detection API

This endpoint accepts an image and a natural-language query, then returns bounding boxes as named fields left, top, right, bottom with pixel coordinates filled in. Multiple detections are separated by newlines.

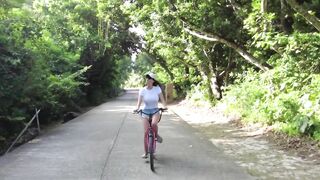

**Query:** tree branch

left=183, top=24, right=269, bottom=71
left=228, top=0, right=241, bottom=12
left=145, top=48, right=175, bottom=81
left=286, top=0, right=320, bottom=32
left=167, top=0, right=270, bottom=71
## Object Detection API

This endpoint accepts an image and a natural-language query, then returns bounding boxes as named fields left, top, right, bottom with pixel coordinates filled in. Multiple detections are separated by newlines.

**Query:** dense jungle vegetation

left=126, top=0, right=320, bottom=140
left=0, top=0, right=137, bottom=151
left=0, top=0, right=319, bottom=152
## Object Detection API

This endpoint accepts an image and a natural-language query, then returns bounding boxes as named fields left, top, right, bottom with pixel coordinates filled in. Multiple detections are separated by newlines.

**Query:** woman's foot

left=156, top=134, right=163, bottom=143
left=141, top=153, right=148, bottom=159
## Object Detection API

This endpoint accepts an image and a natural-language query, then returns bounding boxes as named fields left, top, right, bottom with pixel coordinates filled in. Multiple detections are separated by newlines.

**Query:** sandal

left=156, top=135, right=163, bottom=143
left=141, top=153, right=148, bottom=159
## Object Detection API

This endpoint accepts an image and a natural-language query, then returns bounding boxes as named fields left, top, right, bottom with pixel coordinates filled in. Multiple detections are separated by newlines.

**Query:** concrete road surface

left=0, top=89, right=253, bottom=180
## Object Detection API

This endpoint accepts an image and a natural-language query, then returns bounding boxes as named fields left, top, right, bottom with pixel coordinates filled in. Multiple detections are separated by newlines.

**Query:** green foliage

left=213, top=0, right=320, bottom=140
left=186, top=82, right=216, bottom=107
left=1, top=0, right=320, bottom=147
left=0, top=0, right=27, bottom=8
left=0, top=0, right=135, bottom=146
left=133, top=53, right=154, bottom=75
left=124, top=72, right=143, bottom=88
left=223, top=58, right=320, bottom=139
left=224, top=69, right=320, bottom=136
left=271, top=33, right=320, bottom=73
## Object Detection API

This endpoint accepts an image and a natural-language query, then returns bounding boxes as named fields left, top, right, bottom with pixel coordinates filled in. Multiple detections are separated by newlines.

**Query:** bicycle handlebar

left=133, top=108, right=167, bottom=114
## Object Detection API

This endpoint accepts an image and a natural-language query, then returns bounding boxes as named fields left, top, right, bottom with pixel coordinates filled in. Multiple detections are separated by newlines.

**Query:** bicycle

left=133, top=108, right=167, bottom=172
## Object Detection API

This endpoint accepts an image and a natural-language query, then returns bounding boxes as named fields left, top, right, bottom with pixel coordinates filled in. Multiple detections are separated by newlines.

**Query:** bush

left=223, top=68, right=320, bottom=139
left=186, top=82, right=216, bottom=107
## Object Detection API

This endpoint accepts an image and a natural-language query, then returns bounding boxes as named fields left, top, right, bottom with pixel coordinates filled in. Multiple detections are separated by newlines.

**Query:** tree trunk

left=261, top=0, right=268, bottom=32
left=286, top=0, right=320, bottom=32
left=210, top=74, right=223, bottom=100
left=224, top=48, right=235, bottom=86
left=198, top=63, right=215, bottom=102
left=261, top=0, right=268, bottom=13
left=280, top=0, right=293, bottom=34
left=202, top=48, right=223, bottom=100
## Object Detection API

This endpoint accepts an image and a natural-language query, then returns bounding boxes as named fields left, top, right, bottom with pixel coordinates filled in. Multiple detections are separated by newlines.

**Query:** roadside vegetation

left=0, top=0, right=136, bottom=152
left=1, top=0, right=319, bottom=153
left=125, top=0, right=320, bottom=140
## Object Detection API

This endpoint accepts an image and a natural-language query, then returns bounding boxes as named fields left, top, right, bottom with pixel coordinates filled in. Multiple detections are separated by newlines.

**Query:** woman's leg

left=142, top=118, right=149, bottom=155
left=151, top=113, right=160, bottom=139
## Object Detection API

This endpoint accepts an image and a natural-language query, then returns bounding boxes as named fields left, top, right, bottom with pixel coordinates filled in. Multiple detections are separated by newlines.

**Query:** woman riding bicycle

left=134, top=72, right=167, bottom=158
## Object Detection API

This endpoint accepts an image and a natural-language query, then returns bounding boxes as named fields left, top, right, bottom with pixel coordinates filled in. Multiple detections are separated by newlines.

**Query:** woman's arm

left=136, top=95, right=142, bottom=110
left=159, top=92, right=167, bottom=108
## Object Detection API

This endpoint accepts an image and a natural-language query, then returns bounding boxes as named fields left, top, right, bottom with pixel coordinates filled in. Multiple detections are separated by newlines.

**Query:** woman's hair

left=153, top=80, right=160, bottom=86
left=146, top=74, right=160, bottom=86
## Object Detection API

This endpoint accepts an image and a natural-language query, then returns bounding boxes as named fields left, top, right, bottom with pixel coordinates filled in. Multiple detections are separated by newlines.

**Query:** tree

left=0, top=0, right=137, bottom=148
left=286, top=0, right=320, bottom=32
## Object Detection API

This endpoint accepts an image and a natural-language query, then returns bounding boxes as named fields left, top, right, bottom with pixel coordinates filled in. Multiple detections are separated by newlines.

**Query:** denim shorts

left=141, top=108, right=159, bottom=119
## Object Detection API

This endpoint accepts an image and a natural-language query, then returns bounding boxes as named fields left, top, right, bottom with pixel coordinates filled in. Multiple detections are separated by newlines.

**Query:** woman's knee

left=151, top=122, right=158, bottom=127
left=143, top=119, right=149, bottom=127
left=151, top=118, right=159, bottom=126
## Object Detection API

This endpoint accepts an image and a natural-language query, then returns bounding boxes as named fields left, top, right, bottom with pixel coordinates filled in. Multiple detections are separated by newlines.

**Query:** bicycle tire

left=148, top=134, right=155, bottom=171
left=150, top=151, right=154, bottom=171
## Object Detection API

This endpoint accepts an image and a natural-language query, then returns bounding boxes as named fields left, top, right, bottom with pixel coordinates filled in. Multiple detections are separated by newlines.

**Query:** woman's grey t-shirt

left=139, top=86, right=162, bottom=109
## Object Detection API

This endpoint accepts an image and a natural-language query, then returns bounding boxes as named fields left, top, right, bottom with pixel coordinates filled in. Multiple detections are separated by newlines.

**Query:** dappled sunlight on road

left=167, top=115, right=181, bottom=122
left=197, top=120, right=320, bottom=179
left=169, top=100, right=320, bottom=179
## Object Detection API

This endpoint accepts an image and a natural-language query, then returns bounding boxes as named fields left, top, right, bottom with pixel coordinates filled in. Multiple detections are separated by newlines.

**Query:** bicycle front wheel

left=148, top=135, right=155, bottom=171
left=149, top=151, right=154, bottom=171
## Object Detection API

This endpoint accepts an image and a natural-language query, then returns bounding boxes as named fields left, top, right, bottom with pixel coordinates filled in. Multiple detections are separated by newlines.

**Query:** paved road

left=0, top=90, right=253, bottom=180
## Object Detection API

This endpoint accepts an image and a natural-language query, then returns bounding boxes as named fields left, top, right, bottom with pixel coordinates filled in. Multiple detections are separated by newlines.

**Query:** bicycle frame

left=142, top=109, right=163, bottom=154
left=147, top=116, right=155, bottom=152
left=134, top=108, right=166, bottom=171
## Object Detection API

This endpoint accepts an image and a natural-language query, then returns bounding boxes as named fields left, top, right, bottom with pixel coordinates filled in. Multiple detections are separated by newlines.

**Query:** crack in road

left=100, top=112, right=128, bottom=179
